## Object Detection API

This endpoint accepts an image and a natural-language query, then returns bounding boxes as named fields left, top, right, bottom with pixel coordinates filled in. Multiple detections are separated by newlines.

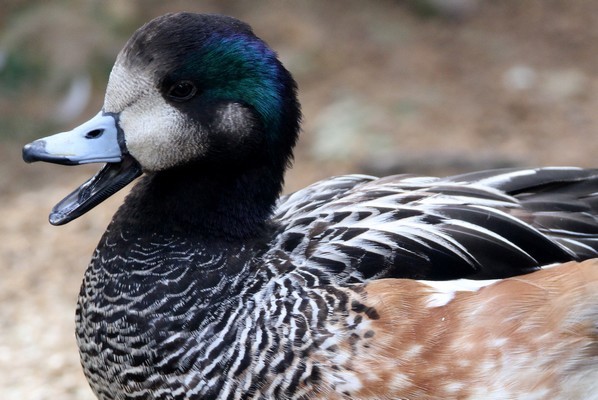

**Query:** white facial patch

left=104, top=60, right=206, bottom=172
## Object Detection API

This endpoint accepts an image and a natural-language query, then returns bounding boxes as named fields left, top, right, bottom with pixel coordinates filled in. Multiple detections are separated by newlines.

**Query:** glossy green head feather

left=23, top=12, right=302, bottom=231
left=185, top=34, right=286, bottom=138
left=120, top=13, right=299, bottom=155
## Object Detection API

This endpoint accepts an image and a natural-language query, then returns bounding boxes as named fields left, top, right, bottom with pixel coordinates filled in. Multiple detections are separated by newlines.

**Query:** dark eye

left=167, top=81, right=197, bottom=101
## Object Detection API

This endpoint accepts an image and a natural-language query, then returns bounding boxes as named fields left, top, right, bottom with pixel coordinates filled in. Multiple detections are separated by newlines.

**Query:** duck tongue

left=22, top=111, right=142, bottom=225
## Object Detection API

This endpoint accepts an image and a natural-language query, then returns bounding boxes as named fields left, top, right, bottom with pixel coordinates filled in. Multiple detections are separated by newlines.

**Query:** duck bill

left=22, top=111, right=142, bottom=225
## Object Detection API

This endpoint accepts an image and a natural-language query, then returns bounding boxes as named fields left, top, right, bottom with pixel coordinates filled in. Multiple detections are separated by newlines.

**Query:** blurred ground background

left=1, top=0, right=598, bottom=398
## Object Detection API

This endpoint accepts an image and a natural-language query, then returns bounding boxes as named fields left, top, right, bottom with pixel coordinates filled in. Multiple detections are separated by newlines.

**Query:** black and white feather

left=21, top=12, right=598, bottom=400
left=274, top=167, right=598, bottom=281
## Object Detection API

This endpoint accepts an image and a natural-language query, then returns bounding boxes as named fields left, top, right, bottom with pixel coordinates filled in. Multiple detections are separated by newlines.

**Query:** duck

left=22, top=12, right=598, bottom=400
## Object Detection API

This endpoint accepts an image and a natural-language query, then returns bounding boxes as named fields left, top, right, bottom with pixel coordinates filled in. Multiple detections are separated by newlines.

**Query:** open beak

left=22, top=111, right=142, bottom=225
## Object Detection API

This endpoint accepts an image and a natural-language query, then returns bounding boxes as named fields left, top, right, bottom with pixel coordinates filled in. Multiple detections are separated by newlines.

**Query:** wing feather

left=273, top=168, right=598, bottom=281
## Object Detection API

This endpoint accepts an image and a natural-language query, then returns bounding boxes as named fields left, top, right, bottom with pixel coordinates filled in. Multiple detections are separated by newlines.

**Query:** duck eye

left=167, top=81, right=197, bottom=101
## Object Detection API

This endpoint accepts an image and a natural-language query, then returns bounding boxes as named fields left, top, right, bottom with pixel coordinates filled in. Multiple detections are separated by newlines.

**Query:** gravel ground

left=2, top=1, right=598, bottom=398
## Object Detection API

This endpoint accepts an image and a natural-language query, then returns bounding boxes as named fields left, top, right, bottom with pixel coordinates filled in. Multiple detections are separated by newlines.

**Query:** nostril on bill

left=86, top=129, right=104, bottom=139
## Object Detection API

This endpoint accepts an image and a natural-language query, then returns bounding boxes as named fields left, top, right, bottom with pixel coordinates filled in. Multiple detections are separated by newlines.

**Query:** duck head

left=23, top=13, right=300, bottom=226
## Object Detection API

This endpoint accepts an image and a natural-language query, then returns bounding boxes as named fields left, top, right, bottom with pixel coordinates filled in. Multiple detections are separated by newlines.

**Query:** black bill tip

left=22, top=141, right=42, bottom=163
left=23, top=139, right=87, bottom=166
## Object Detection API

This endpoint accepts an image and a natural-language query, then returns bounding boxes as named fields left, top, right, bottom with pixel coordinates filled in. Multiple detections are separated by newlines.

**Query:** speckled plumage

left=23, top=12, right=598, bottom=400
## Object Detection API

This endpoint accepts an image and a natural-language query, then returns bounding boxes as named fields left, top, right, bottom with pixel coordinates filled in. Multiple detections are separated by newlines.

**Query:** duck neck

left=113, top=161, right=284, bottom=240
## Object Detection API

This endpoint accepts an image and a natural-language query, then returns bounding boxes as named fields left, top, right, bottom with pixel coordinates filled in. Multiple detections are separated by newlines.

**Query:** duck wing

left=273, top=167, right=598, bottom=282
